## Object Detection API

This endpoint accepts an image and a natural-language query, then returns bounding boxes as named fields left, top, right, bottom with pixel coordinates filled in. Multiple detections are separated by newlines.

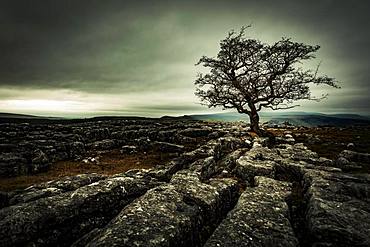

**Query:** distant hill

left=0, top=112, right=192, bottom=124
left=186, top=112, right=370, bottom=127
left=1, top=111, right=369, bottom=127
left=0, top=112, right=50, bottom=119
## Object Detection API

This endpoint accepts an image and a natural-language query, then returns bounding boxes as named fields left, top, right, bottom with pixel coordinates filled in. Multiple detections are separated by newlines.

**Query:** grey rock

left=121, top=145, right=137, bottom=154
left=0, top=144, right=17, bottom=152
left=346, top=142, right=355, bottom=149
left=179, top=127, right=213, bottom=138
left=68, top=141, right=85, bottom=158
left=157, top=129, right=178, bottom=142
left=0, top=176, right=162, bottom=246
left=83, top=128, right=110, bottom=142
left=83, top=173, right=238, bottom=247
left=0, top=153, right=28, bottom=177
left=153, top=141, right=185, bottom=153
left=30, top=149, right=49, bottom=173
left=339, top=150, right=370, bottom=164
left=205, top=176, right=297, bottom=247
left=8, top=173, right=107, bottom=205
left=275, top=143, right=320, bottom=163
left=304, top=170, right=370, bottom=246
left=233, top=148, right=278, bottom=184
left=89, top=139, right=116, bottom=150
left=212, top=136, right=245, bottom=161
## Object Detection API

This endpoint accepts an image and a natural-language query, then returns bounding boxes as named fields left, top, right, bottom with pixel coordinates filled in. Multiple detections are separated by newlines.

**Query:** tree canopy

left=195, top=27, right=339, bottom=133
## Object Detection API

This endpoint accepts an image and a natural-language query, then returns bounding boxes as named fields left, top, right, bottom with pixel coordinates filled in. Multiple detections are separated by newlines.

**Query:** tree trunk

left=248, top=105, right=261, bottom=134
left=249, top=112, right=260, bottom=134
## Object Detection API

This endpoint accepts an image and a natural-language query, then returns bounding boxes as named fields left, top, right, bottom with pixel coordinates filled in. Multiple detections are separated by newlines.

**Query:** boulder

left=339, top=150, right=370, bottom=164
left=153, top=141, right=185, bottom=153
left=0, top=153, right=28, bottom=177
left=133, top=137, right=152, bottom=151
left=179, top=127, right=213, bottom=138
left=120, top=145, right=137, bottom=154
left=8, top=173, right=107, bottom=206
left=234, top=155, right=276, bottom=185
left=68, top=141, right=85, bottom=158
left=0, top=176, right=162, bottom=246
left=30, top=149, right=49, bottom=173
left=89, top=139, right=116, bottom=150
left=205, top=176, right=297, bottom=247
left=212, top=136, right=245, bottom=161
left=83, top=128, right=110, bottom=142
left=81, top=173, right=238, bottom=247
left=304, top=170, right=370, bottom=246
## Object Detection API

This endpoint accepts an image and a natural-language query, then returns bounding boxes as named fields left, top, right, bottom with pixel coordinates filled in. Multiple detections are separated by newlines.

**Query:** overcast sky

left=0, top=0, right=369, bottom=117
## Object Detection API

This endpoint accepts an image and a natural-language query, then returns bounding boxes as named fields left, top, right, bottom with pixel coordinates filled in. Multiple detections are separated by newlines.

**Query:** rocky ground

left=0, top=119, right=370, bottom=246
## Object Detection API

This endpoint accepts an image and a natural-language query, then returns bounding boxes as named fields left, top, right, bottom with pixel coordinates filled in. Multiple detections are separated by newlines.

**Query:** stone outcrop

left=0, top=153, right=28, bottom=177
left=79, top=172, right=238, bottom=247
left=1, top=119, right=370, bottom=246
left=304, top=170, right=370, bottom=246
left=6, top=173, right=107, bottom=206
left=205, top=176, right=298, bottom=247
left=0, top=175, right=162, bottom=246
left=0, top=119, right=246, bottom=177
left=334, top=149, right=370, bottom=171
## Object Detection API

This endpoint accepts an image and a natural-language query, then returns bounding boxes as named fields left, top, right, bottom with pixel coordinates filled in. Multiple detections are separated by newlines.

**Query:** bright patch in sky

left=0, top=100, right=89, bottom=113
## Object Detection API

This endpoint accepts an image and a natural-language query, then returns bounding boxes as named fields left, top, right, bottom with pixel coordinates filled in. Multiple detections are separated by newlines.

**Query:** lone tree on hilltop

left=195, top=27, right=339, bottom=134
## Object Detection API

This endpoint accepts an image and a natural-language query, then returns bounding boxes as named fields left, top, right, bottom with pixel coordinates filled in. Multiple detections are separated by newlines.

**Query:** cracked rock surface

left=1, top=119, right=370, bottom=246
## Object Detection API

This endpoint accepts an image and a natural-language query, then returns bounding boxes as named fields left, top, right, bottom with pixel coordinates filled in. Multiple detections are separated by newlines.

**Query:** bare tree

left=195, top=27, right=339, bottom=134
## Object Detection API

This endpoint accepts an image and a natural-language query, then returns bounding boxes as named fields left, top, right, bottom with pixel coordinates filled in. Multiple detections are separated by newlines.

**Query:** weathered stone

left=337, top=150, right=370, bottom=170
left=334, top=156, right=362, bottom=171
left=304, top=170, right=370, bottom=246
left=205, top=176, right=297, bottom=247
left=8, top=173, right=107, bottom=205
left=218, top=148, right=248, bottom=171
left=340, top=150, right=370, bottom=163
left=346, top=142, right=355, bottom=149
left=170, top=171, right=239, bottom=224
left=153, top=141, right=185, bottom=153
left=133, top=137, right=152, bottom=151
left=30, top=149, right=49, bottom=173
left=121, top=145, right=137, bottom=154
left=82, top=156, right=100, bottom=164
left=247, top=145, right=282, bottom=161
left=157, top=129, right=178, bottom=142
left=1, top=118, right=369, bottom=247
left=275, top=143, right=320, bottom=163
left=179, top=127, right=213, bottom=138
left=0, top=153, right=28, bottom=177
left=149, top=159, right=186, bottom=181
left=82, top=173, right=238, bottom=247
left=83, top=128, right=110, bottom=142
left=0, top=143, right=17, bottom=152
left=89, top=139, right=116, bottom=150
left=212, top=136, right=245, bottom=160
left=188, top=156, right=216, bottom=179
left=233, top=154, right=276, bottom=184
left=0, top=176, right=162, bottom=246
left=68, top=141, right=85, bottom=158
left=83, top=184, right=200, bottom=247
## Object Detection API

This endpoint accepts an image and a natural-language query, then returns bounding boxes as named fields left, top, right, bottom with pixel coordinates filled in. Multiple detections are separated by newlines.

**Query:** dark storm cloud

left=0, top=0, right=369, bottom=114
left=0, top=0, right=167, bottom=91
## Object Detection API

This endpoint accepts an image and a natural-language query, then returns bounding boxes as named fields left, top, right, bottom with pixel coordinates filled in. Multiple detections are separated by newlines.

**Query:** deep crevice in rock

left=286, top=180, right=312, bottom=247
left=199, top=182, right=242, bottom=247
